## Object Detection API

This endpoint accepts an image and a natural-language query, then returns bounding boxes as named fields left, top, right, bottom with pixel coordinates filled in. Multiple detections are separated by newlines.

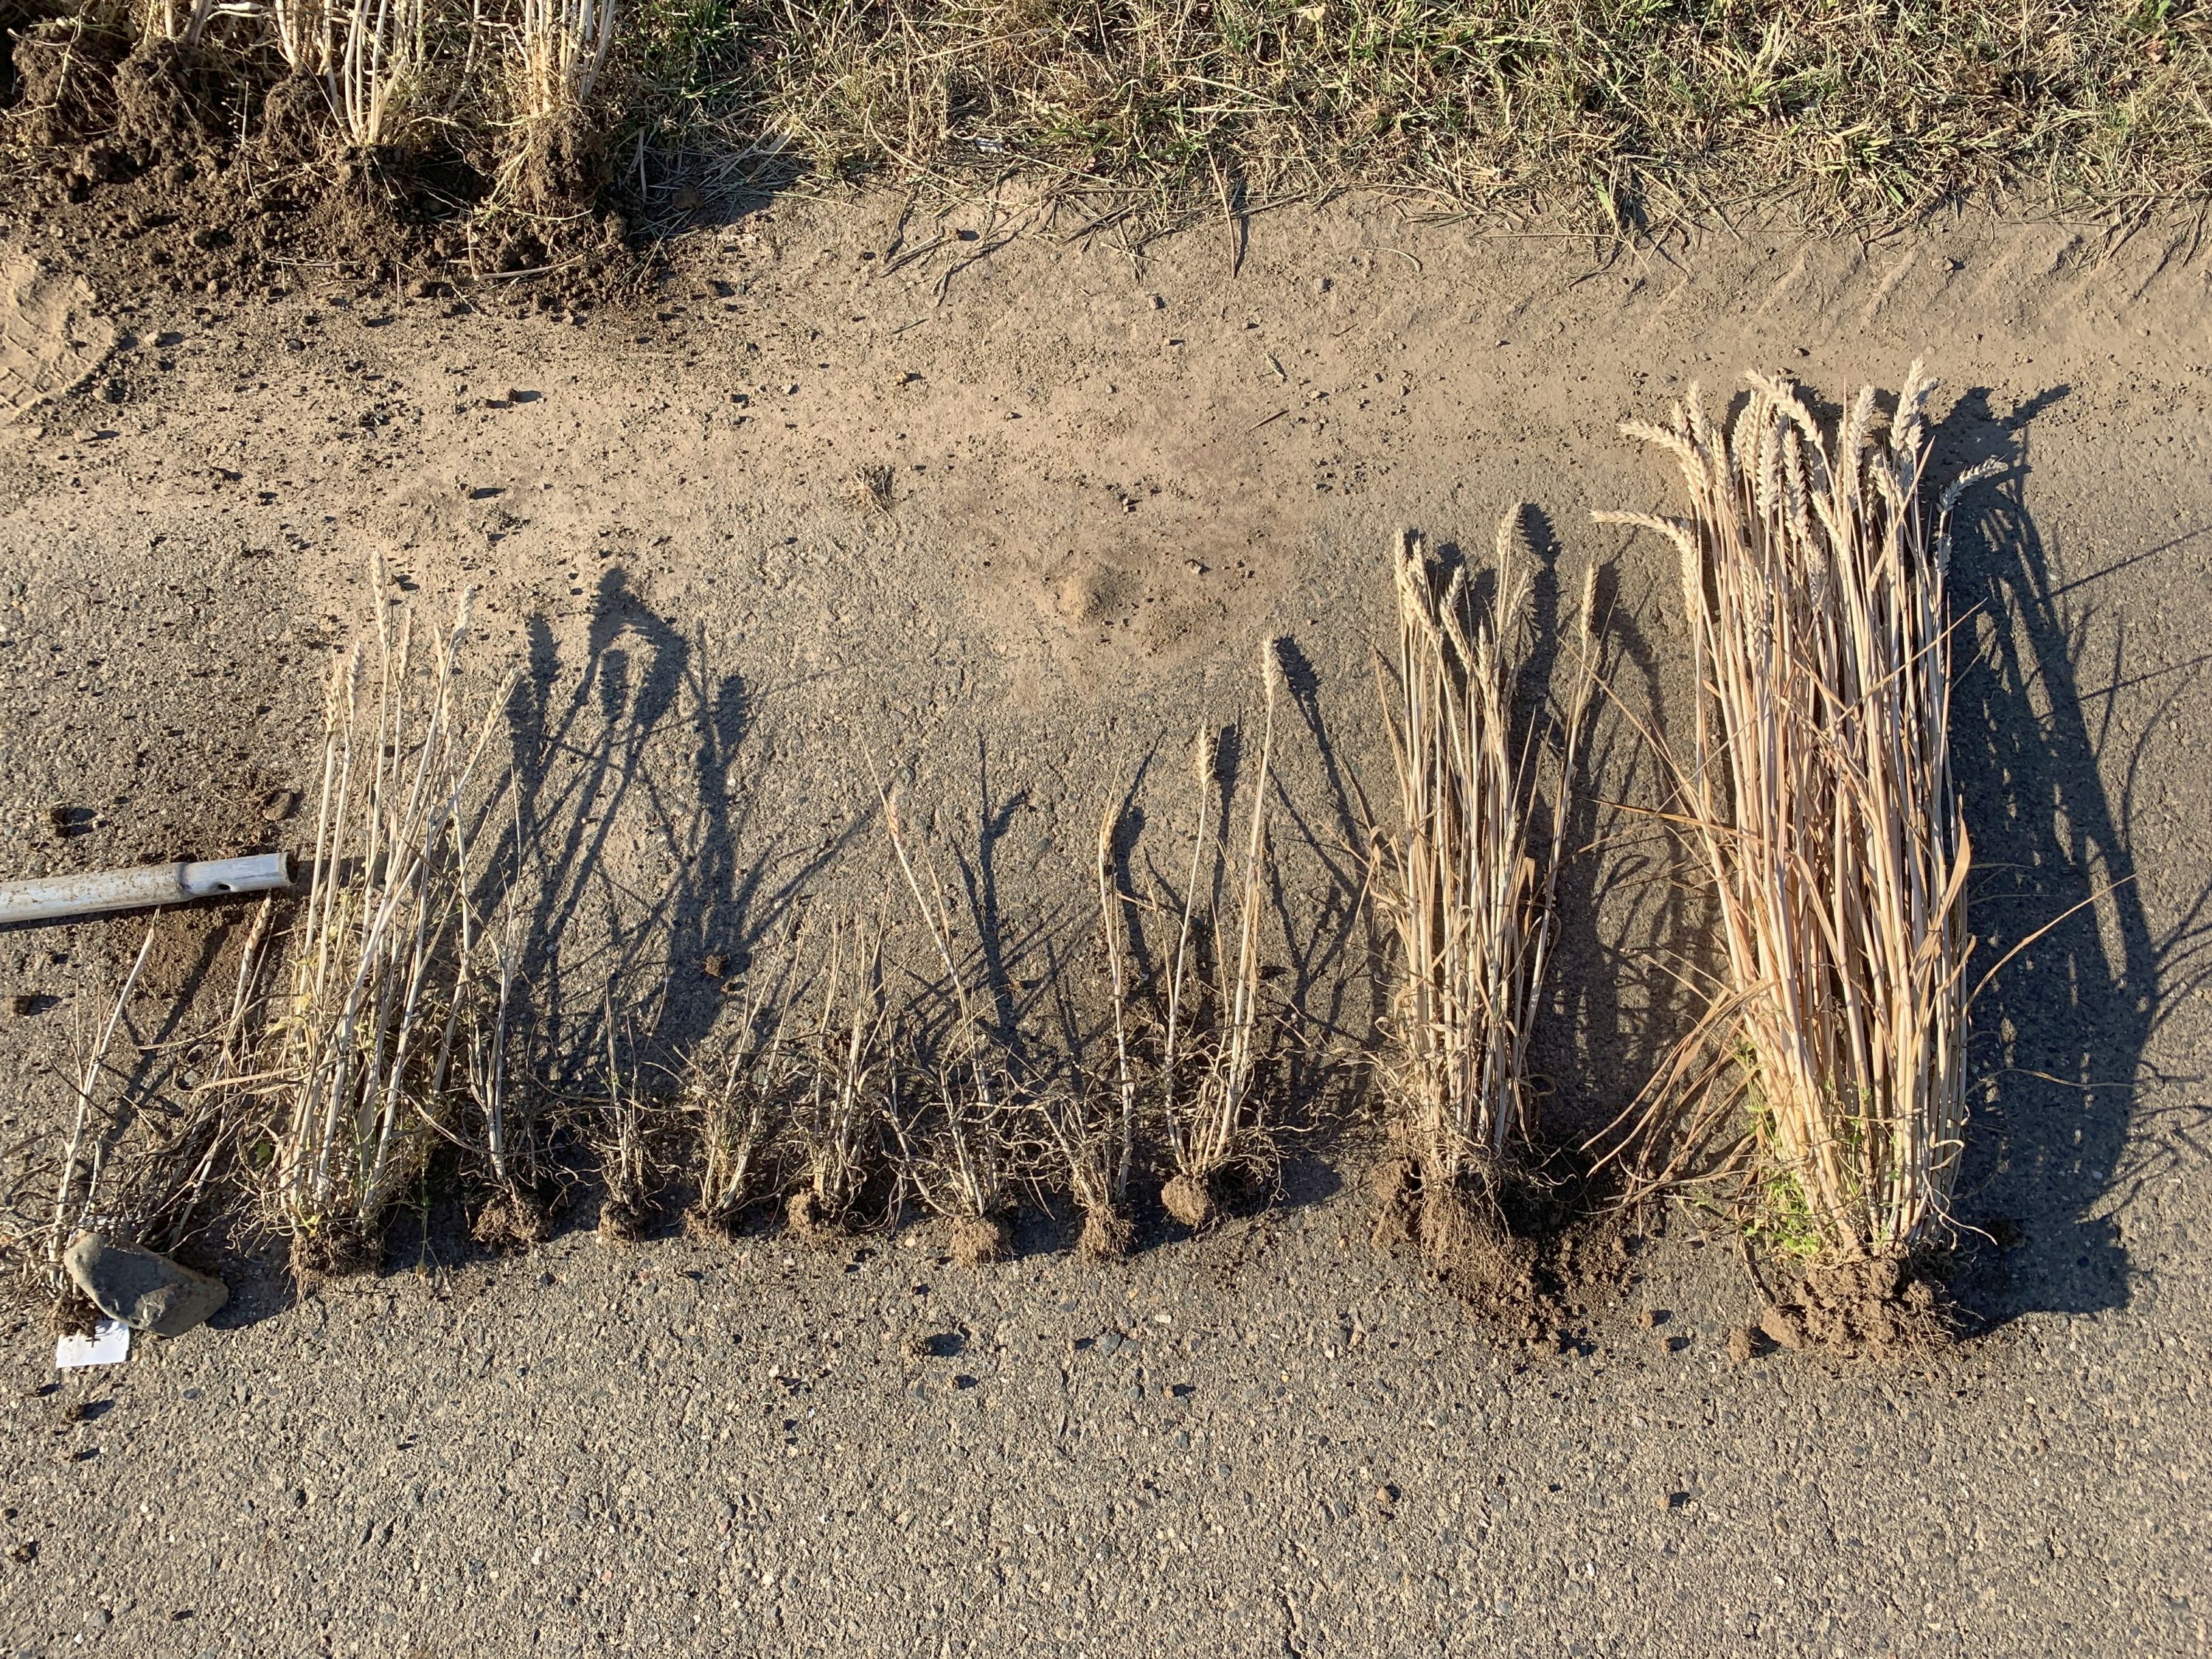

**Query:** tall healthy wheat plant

left=1599, top=363, right=1999, bottom=1262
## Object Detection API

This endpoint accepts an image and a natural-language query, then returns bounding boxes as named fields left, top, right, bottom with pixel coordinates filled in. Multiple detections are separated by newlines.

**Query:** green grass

left=612, top=0, right=2212, bottom=224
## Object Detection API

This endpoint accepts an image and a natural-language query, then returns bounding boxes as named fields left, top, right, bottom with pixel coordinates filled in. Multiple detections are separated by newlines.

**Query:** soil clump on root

left=784, top=1191, right=849, bottom=1250
left=472, top=1192, right=553, bottom=1252
left=946, top=1214, right=1008, bottom=1267
left=288, top=1225, right=379, bottom=1285
left=1160, top=1173, right=1212, bottom=1229
left=1369, top=1152, right=1615, bottom=1347
left=597, top=1196, right=647, bottom=1245
left=1076, top=1207, right=1132, bottom=1262
left=1161, top=1166, right=1267, bottom=1233
left=1754, top=1253, right=1951, bottom=1359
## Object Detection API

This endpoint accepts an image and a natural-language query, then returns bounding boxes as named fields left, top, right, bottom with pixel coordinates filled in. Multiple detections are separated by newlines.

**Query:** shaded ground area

left=1, top=200, right=2209, bottom=1652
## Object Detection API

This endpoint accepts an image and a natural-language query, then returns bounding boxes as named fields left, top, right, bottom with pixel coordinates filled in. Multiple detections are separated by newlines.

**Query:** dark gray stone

left=62, top=1234, right=227, bottom=1338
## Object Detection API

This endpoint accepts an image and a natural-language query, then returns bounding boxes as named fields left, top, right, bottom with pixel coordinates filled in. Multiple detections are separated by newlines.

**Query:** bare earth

left=0, top=198, right=2208, bottom=1655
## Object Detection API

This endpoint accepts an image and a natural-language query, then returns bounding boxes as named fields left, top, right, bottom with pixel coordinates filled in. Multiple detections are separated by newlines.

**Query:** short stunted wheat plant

left=785, top=919, right=893, bottom=1243
left=1369, top=516, right=1599, bottom=1257
left=262, top=582, right=513, bottom=1273
left=1597, top=363, right=1998, bottom=1265
left=883, top=787, right=1015, bottom=1265
left=681, top=969, right=802, bottom=1239
left=1158, top=639, right=1288, bottom=1230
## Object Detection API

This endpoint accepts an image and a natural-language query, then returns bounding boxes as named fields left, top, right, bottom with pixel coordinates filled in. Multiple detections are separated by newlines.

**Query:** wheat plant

left=785, top=918, right=892, bottom=1243
left=1368, top=515, right=1601, bottom=1258
left=262, top=580, right=512, bottom=1273
left=513, top=0, right=615, bottom=117
left=883, top=787, right=1015, bottom=1265
left=1596, top=363, right=1998, bottom=1265
left=1158, top=639, right=1287, bottom=1230
left=681, top=968, right=801, bottom=1239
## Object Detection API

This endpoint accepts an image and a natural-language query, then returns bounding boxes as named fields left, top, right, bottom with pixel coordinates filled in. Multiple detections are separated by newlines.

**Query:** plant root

left=947, top=1214, right=1009, bottom=1268
left=1160, top=1172, right=1213, bottom=1231
left=1077, top=1206, right=1133, bottom=1262
left=682, top=1206, right=739, bottom=1246
left=1367, top=1155, right=1419, bottom=1249
left=49, top=1284, right=102, bottom=1338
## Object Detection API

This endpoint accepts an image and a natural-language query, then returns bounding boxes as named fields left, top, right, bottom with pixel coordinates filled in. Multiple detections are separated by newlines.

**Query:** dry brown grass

left=1368, top=515, right=1599, bottom=1256
left=630, top=0, right=2212, bottom=229
left=1596, top=362, right=1997, bottom=1265
left=15, top=0, right=2212, bottom=240
left=255, top=576, right=515, bottom=1270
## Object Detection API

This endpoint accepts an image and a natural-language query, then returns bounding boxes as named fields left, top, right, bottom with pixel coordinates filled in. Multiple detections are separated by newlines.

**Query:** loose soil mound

left=4, top=35, right=633, bottom=307
left=1367, top=1154, right=1628, bottom=1347
left=1756, top=1253, right=1951, bottom=1360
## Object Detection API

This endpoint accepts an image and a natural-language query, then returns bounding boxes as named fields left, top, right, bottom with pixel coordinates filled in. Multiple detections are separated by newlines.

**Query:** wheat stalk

left=880, top=785, right=1014, bottom=1262
left=1161, top=639, right=1288, bottom=1226
left=1368, top=517, right=1601, bottom=1236
left=261, top=578, right=514, bottom=1270
left=786, top=917, right=891, bottom=1241
left=1597, top=363, right=1999, bottom=1262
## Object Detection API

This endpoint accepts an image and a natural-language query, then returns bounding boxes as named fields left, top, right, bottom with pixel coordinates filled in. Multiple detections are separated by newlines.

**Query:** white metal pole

left=0, top=853, right=293, bottom=926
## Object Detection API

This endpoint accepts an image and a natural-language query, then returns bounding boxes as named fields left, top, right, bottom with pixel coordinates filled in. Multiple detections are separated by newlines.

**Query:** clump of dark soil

left=1753, top=1252, right=1950, bottom=1359
left=507, top=108, right=613, bottom=220
left=48, top=1283, right=102, bottom=1338
left=4, top=35, right=636, bottom=309
left=1075, top=1206, right=1132, bottom=1261
left=683, top=1206, right=742, bottom=1245
left=946, top=1214, right=1008, bottom=1267
left=472, top=1190, right=552, bottom=1252
left=105, top=40, right=229, bottom=166
left=8, top=17, right=127, bottom=150
left=1160, top=1164, right=1267, bottom=1232
left=597, top=1195, right=646, bottom=1245
left=1160, top=1172, right=1213, bottom=1229
left=289, top=1224, right=378, bottom=1284
left=248, top=72, right=326, bottom=171
left=1368, top=1152, right=1595, bottom=1346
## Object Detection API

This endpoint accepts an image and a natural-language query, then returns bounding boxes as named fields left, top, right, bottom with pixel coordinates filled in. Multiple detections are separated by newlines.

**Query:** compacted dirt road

left=1, top=198, right=2208, bottom=1655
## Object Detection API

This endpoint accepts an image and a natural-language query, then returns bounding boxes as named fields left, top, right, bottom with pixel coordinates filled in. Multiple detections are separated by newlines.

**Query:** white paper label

left=55, top=1316, right=131, bottom=1369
